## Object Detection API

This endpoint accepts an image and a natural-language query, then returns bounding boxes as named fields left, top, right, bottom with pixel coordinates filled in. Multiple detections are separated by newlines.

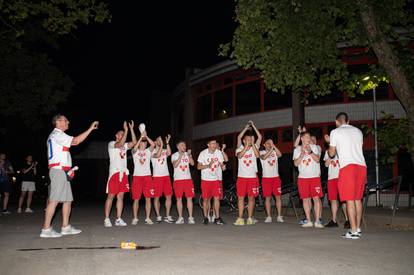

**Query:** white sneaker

left=302, top=221, right=314, bottom=228
left=17, top=208, right=22, bottom=213
left=25, top=208, right=34, bottom=213
left=264, top=216, right=272, bottom=223
left=131, top=218, right=139, bottom=225
left=252, top=217, right=258, bottom=224
left=115, top=218, right=127, bottom=227
left=156, top=216, right=162, bottom=223
left=276, top=216, right=284, bottom=223
left=211, top=214, right=216, bottom=223
left=188, top=217, right=195, bottom=224
left=40, top=227, right=62, bottom=238
left=175, top=217, right=184, bottom=224
left=342, top=231, right=360, bottom=240
left=314, top=222, right=324, bottom=229
left=61, top=225, right=82, bottom=235
left=145, top=218, right=154, bottom=225
left=104, top=218, right=112, bottom=227
left=164, top=216, right=174, bottom=223
left=357, top=228, right=362, bottom=235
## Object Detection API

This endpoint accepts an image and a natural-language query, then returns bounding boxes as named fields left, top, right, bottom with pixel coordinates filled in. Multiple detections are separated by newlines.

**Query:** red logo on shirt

left=302, top=158, right=312, bottom=166
left=179, top=165, right=188, bottom=172
left=267, top=159, right=276, bottom=166
left=330, top=159, right=339, bottom=167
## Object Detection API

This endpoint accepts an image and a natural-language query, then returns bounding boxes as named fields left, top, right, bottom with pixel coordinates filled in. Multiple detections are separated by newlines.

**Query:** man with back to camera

left=104, top=121, right=137, bottom=227
left=41, top=114, right=98, bottom=238
left=325, top=112, right=366, bottom=239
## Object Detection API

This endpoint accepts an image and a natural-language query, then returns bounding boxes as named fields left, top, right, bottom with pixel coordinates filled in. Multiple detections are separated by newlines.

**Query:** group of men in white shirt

left=42, top=112, right=366, bottom=240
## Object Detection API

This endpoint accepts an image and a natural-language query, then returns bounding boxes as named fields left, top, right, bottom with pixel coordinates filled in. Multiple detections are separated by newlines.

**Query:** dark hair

left=300, top=131, right=310, bottom=137
left=335, top=112, right=349, bottom=123
left=207, top=138, right=216, bottom=144
left=52, top=114, right=64, bottom=126
left=176, top=140, right=185, bottom=146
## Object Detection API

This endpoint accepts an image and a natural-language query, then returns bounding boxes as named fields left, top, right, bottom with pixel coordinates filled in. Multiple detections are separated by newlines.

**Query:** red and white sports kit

left=151, top=148, right=172, bottom=197
left=236, top=145, right=259, bottom=197
left=107, top=141, right=130, bottom=194
left=324, top=151, right=340, bottom=201
left=260, top=150, right=281, bottom=197
left=171, top=152, right=194, bottom=199
left=132, top=148, right=154, bottom=199
left=293, top=144, right=323, bottom=199
left=47, top=128, right=73, bottom=171
left=197, top=149, right=224, bottom=199
left=329, top=125, right=366, bottom=201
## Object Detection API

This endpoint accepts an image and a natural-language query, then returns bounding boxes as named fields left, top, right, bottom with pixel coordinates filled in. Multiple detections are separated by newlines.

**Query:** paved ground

left=0, top=203, right=413, bottom=275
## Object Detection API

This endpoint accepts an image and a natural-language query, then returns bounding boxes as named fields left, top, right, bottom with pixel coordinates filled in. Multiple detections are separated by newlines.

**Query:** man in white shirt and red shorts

left=260, top=138, right=283, bottom=223
left=41, top=114, right=98, bottom=238
left=325, top=112, right=366, bottom=239
left=197, top=139, right=225, bottom=225
left=171, top=141, right=195, bottom=224
left=131, top=130, right=155, bottom=225
left=151, top=134, right=174, bottom=223
left=293, top=131, right=324, bottom=228
left=234, top=121, right=262, bottom=226
left=104, top=121, right=137, bottom=227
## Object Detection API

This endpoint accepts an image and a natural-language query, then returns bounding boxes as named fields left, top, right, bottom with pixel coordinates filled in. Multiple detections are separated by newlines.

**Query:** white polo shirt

left=47, top=128, right=74, bottom=170
left=197, top=148, right=224, bottom=181
left=293, top=144, right=321, bottom=178
left=329, top=124, right=366, bottom=168
left=151, top=148, right=170, bottom=177
left=323, top=151, right=339, bottom=180
left=260, top=150, right=280, bottom=178
left=236, top=145, right=258, bottom=178
left=132, top=148, right=152, bottom=176
left=108, top=141, right=130, bottom=176
left=171, top=152, right=192, bottom=181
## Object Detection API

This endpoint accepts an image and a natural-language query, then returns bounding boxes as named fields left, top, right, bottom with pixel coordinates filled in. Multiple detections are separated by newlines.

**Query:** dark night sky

left=53, top=1, right=236, bottom=140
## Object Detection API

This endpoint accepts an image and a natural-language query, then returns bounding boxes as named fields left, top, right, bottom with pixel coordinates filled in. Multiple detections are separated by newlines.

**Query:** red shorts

left=327, top=178, right=339, bottom=201
left=108, top=172, right=129, bottom=195
left=236, top=177, right=259, bottom=197
left=262, top=177, right=282, bottom=197
left=201, top=180, right=222, bottom=199
left=173, top=179, right=195, bottom=198
left=132, top=176, right=154, bottom=200
left=152, top=176, right=173, bottom=197
left=338, top=164, right=367, bottom=201
left=297, top=177, right=323, bottom=199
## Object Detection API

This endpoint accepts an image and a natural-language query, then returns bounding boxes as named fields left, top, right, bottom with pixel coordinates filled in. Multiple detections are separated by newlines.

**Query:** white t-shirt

left=108, top=141, right=130, bottom=176
left=260, top=150, right=279, bottom=178
left=329, top=124, right=366, bottom=168
left=197, top=148, right=224, bottom=181
left=133, top=148, right=152, bottom=176
left=236, top=145, right=258, bottom=178
left=171, top=152, right=192, bottom=180
left=324, top=151, right=339, bottom=180
left=293, top=144, right=321, bottom=178
left=151, top=148, right=170, bottom=177
left=47, top=128, right=74, bottom=170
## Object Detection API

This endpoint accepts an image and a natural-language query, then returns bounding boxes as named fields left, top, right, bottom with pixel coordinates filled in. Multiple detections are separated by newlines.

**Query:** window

left=196, top=94, right=212, bottom=124
left=235, top=81, right=261, bottom=115
left=264, top=89, right=292, bottom=110
left=309, top=127, right=323, bottom=140
left=263, top=129, right=278, bottom=144
left=214, top=88, right=233, bottom=120
left=282, top=129, right=293, bottom=142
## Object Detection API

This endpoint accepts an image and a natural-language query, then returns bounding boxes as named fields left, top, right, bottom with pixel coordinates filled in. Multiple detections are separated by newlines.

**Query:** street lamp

left=362, top=76, right=380, bottom=206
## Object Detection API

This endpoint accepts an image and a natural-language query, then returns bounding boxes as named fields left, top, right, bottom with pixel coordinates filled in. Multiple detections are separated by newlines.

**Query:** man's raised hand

left=128, top=120, right=135, bottom=129
left=90, top=121, right=99, bottom=130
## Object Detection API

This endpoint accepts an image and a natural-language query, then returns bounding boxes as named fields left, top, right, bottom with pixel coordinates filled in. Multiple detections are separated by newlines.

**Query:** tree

left=221, top=0, right=414, bottom=162
left=0, top=0, right=111, bottom=131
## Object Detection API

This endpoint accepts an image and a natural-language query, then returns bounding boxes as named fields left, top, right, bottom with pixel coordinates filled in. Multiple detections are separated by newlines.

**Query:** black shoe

left=214, top=217, right=224, bottom=225
left=203, top=217, right=209, bottom=225
left=344, top=220, right=350, bottom=229
left=325, top=220, right=338, bottom=228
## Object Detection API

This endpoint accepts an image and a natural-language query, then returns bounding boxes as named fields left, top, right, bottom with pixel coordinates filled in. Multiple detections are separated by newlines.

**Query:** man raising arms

left=151, top=134, right=174, bottom=223
left=325, top=112, right=366, bottom=239
left=234, top=121, right=262, bottom=226
left=104, top=121, right=137, bottom=227
left=41, top=115, right=98, bottom=238
left=131, top=130, right=155, bottom=225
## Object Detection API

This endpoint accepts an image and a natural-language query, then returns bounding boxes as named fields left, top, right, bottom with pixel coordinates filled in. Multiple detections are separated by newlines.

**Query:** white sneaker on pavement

left=175, top=217, right=184, bottom=224
left=131, top=218, right=139, bottom=225
left=145, top=218, right=154, bottom=225
left=276, top=216, right=284, bottom=223
left=302, top=221, right=314, bottom=228
left=164, top=216, right=174, bottom=223
left=61, top=225, right=82, bottom=235
left=17, top=208, right=22, bottom=213
left=40, top=227, right=62, bottom=238
left=264, top=216, right=272, bottom=223
left=25, top=208, right=34, bottom=213
left=104, top=218, right=112, bottom=227
left=115, top=218, right=127, bottom=227
left=188, top=217, right=195, bottom=224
